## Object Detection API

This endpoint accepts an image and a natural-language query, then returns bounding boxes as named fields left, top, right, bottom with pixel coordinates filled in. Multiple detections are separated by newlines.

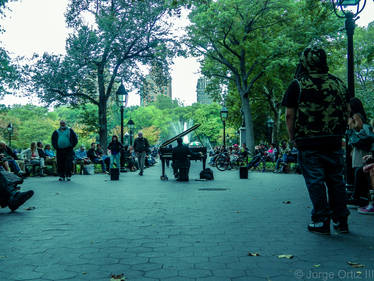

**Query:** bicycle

left=230, top=154, right=248, bottom=170
left=215, top=152, right=231, bottom=171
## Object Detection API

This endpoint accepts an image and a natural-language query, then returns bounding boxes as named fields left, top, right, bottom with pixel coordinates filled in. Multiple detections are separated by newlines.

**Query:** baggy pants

left=298, top=149, right=350, bottom=222
left=56, top=148, right=74, bottom=178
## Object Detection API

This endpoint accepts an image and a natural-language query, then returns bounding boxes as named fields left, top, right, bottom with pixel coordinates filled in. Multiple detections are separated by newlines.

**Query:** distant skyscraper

left=196, top=77, right=213, bottom=104
left=140, top=62, right=172, bottom=106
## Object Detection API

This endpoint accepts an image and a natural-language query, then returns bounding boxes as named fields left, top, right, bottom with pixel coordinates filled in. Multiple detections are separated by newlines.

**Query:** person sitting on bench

left=0, top=172, right=34, bottom=212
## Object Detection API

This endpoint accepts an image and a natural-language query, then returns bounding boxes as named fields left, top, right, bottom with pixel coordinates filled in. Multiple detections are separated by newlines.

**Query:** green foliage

left=354, top=23, right=374, bottom=119
left=28, top=0, right=182, bottom=148
left=0, top=105, right=58, bottom=149
left=186, top=0, right=348, bottom=146
left=0, top=100, right=234, bottom=150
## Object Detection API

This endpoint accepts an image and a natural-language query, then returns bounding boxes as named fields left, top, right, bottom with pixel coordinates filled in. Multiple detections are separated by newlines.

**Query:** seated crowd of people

left=208, top=141, right=299, bottom=173
left=0, top=140, right=158, bottom=179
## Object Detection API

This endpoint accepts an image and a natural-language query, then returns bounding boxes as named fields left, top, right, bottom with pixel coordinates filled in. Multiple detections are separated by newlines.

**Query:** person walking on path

left=282, top=45, right=350, bottom=234
left=133, top=132, right=149, bottom=176
left=51, top=120, right=78, bottom=182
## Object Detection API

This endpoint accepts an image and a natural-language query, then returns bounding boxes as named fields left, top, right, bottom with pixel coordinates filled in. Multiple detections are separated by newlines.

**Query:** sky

left=0, top=0, right=373, bottom=107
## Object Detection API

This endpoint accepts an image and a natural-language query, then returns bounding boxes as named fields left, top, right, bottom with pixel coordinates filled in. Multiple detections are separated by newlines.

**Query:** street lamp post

left=331, top=0, right=366, bottom=99
left=331, top=0, right=367, bottom=186
left=220, top=106, right=228, bottom=148
left=266, top=118, right=274, bottom=144
left=7, top=123, right=13, bottom=147
left=127, top=119, right=135, bottom=146
left=116, top=83, right=128, bottom=172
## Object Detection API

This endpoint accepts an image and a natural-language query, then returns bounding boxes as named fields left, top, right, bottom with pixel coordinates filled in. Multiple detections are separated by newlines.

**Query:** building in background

left=196, top=77, right=213, bottom=104
left=140, top=62, right=172, bottom=106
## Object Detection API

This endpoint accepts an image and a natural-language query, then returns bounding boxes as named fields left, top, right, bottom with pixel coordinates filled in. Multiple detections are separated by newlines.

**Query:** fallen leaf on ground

left=0, top=256, right=7, bottom=259
left=236, top=211, right=240, bottom=213
left=282, top=201, right=291, bottom=204
left=56, top=192, right=60, bottom=195
left=111, top=273, right=126, bottom=281
left=25, top=206, right=36, bottom=211
left=347, top=261, right=365, bottom=268
left=278, top=254, right=294, bottom=259
left=248, top=252, right=260, bottom=256
left=82, top=272, right=87, bottom=275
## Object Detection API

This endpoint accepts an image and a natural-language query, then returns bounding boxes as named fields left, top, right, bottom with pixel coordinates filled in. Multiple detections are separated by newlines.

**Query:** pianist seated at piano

left=172, top=138, right=202, bottom=182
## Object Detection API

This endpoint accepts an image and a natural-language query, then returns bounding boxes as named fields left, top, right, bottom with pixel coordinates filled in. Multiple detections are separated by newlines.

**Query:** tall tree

left=185, top=0, right=294, bottom=151
left=354, top=22, right=374, bottom=118
left=186, top=0, right=345, bottom=147
left=28, top=0, right=179, bottom=148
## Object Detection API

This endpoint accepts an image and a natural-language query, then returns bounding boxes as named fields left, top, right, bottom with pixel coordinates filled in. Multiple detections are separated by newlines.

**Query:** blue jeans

left=110, top=154, right=120, bottom=168
left=298, top=149, right=349, bottom=222
left=275, top=153, right=288, bottom=169
left=92, top=158, right=106, bottom=172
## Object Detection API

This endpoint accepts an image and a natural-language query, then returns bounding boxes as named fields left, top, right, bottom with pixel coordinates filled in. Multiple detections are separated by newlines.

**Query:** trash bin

left=110, top=168, right=120, bottom=180
left=239, top=166, right=248, bottom=179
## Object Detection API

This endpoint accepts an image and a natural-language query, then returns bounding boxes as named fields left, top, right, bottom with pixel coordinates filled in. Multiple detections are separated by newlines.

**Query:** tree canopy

left=28, top=0, right=181, bottom=148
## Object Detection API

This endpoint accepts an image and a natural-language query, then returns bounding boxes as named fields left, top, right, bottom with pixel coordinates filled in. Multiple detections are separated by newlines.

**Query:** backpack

left=200, top=168, right=214, bottom=180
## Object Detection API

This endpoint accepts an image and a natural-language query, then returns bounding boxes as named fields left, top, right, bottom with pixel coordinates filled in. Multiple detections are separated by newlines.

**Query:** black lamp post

left=266, top=118, right=274, bottom=144
left=127, top=119, right=135, bottom=146
left=116, top=83, right=128, bottom=172
left=331, top=0, right=367, bottom=99
left=220, top=106, right=228, bottom=148
left=7, top=123, right=13, bottom=147
left=332, top=0, right=367, bottom=186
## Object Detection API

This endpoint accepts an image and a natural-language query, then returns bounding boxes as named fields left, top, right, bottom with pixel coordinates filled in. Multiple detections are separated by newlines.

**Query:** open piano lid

left=160, top=124, right=201, bottom=148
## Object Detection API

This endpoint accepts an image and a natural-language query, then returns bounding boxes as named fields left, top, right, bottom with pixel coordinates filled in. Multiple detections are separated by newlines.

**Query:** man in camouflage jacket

left=282, top=45, right=349, bottom=234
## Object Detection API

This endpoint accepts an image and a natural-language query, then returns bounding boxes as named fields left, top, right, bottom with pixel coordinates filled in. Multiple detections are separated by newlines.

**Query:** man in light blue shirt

left=51, top=121, right=78, bottom=181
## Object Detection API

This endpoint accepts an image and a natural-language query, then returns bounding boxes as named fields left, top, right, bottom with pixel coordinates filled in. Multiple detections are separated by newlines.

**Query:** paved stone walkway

left=1, top=162, right=374, bottom=281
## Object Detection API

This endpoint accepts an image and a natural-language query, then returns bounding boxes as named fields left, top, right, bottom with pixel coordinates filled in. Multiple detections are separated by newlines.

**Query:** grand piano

left=159, top=124, right=207, bottom=180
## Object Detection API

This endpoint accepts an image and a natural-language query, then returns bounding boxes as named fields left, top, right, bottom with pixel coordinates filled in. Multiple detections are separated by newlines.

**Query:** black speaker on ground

left=240, top=166, right=248, bottom=179
left=110, top=168, right=120, bottom=180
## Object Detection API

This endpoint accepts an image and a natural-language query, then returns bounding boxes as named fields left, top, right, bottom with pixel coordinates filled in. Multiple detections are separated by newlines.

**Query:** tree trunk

left=241, top=94, right=255, bottom=152
left=98, top=99, right=108, bottom=150
left=272, top=107, right=281, bottom=143
left=97, top=63, right=109, bottom=150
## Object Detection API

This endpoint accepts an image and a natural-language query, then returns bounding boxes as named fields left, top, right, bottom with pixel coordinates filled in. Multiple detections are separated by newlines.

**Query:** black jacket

left=51, top=128, right=78, bottom=150
left=37, top=148, right=46, bottom=159
left=107, top=141, right=123, bottom=155
left=172, top=144, right=199, bottom=168
left=134, top=137, right=149, bottom=153
left=0, top=145, right=18, bottom=160
left=87, top=148, right=98, bottom=161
